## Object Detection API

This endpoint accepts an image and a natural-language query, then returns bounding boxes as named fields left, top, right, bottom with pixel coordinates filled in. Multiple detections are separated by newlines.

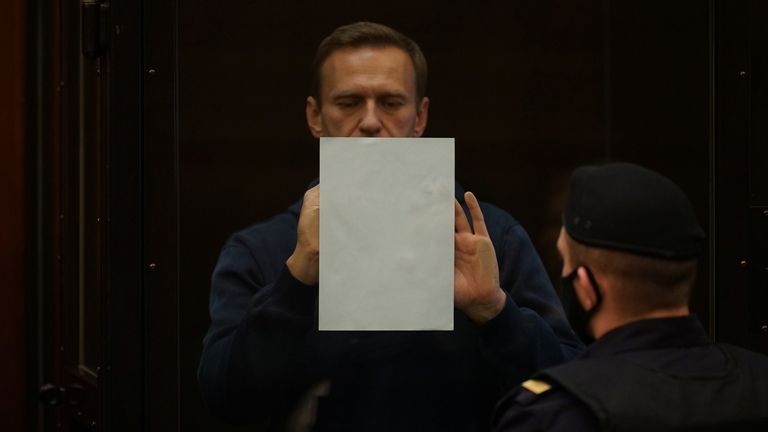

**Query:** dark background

left=11, top=0, right=766, bottom=431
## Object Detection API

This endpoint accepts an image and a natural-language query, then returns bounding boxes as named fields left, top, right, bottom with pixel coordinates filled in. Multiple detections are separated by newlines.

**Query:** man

left=198, top=22, right=581, bottom=431
left=492, top=162, right=768, bottom=431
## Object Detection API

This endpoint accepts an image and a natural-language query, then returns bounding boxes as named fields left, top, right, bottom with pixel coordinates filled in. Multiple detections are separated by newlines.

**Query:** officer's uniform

left=493, top=315, right=768, bottom=431
left=492, top=163, right=768, bottom=431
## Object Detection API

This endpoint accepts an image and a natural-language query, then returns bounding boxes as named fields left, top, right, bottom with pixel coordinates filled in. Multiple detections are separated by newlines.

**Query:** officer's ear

left=574, top=266, right=599, bottom=312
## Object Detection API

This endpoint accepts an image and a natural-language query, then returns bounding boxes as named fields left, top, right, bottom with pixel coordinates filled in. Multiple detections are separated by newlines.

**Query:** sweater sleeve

left=477, top=221, right=584, bottom=387
left=197, top=237, right=322, bottom=425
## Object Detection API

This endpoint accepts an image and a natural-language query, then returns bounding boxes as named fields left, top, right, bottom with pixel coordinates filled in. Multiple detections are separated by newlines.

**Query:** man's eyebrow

left=378, top=91, right=408, bottom=100
left=330, top=91, right=408, bottom=100
left=330, top=91, right=362, bottom=100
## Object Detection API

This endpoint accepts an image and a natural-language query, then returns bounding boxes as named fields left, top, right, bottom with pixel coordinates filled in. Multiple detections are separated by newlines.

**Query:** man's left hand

left=454, top=191, right=507, bottom=324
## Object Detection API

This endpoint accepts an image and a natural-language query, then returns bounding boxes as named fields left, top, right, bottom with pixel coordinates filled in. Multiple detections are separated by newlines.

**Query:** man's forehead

left=320, top=46, right=416, bottom=96
left=322, top=46, right=413, bottom=73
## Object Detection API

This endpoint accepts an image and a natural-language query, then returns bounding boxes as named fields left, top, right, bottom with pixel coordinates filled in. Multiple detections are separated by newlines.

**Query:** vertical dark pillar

left=0, top=0, right=27, bottom=430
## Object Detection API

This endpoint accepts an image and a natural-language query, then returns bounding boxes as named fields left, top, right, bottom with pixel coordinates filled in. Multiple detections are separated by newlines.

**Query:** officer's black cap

left=563, top=163, right=705, bottom=259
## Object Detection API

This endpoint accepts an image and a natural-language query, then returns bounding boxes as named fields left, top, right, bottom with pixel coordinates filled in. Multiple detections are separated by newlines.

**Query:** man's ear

left=306, top=96, right=323, bottom=138
left=412, top=97, right=430, bottom=137
left=574, top=266, right=599, bottom=312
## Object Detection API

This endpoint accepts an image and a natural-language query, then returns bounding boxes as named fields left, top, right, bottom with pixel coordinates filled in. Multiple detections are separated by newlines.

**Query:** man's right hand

left=287, top=185, right=320, bottom=285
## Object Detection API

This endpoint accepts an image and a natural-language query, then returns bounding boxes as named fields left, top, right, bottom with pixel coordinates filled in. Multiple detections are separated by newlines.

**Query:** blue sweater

left=198, top=182, right=583, bottom=431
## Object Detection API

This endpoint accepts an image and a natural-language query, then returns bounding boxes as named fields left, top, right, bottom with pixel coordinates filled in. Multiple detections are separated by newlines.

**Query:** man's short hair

left=310, top=22, right=428, bottom=106
left=564, top=232, right=697, bottom=316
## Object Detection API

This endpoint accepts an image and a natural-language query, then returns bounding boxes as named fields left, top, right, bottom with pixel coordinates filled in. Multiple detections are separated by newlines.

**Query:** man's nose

left=358, top=100, right=383, bottom=136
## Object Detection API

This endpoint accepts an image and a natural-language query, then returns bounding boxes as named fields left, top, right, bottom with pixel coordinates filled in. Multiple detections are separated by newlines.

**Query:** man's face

left=306, top=46, right=429, bottom=138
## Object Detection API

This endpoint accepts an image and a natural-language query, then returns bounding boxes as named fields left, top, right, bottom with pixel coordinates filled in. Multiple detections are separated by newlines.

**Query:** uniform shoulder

left=720, top=343, right=768, bottom=370
left=493, top=379, right=599, bottom=432
left=720, top=343, right=768, bottom=358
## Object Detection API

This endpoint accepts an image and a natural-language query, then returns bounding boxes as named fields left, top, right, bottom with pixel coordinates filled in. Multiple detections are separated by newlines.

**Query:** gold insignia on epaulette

left=521, top=379, right=551, bottom=395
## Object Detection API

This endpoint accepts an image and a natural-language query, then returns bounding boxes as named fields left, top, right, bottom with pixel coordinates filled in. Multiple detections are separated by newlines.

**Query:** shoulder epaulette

left=521, top=379, right=552, bottom=395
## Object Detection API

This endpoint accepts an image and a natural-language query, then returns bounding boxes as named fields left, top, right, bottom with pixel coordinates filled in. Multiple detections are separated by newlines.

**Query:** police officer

left=490, top=162, right=768, bottom=431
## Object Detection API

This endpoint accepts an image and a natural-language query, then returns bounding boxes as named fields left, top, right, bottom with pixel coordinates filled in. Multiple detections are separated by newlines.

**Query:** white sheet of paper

left=319, top=137, right=455, bottom=331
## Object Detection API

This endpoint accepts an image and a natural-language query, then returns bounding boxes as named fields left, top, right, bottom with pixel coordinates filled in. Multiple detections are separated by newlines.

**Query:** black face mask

left=560, top=266, right=602, bottom=345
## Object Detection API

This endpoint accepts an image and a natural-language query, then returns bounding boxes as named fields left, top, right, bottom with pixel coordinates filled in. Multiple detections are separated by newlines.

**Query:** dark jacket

left=493, top=316, right=768, bottom=431
left=198, top=181, right=582, bottom=431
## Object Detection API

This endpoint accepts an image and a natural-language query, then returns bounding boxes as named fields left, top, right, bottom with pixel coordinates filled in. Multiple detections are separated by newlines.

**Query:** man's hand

left=454, top=192, right=506, bottom=324
left=287, top=185, right=320, bottom=285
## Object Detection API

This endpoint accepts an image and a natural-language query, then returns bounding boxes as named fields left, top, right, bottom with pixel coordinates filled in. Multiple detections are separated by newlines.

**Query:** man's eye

left=381, top=99, right=404, bottom=109
left=336, top=100, right=359, bottom=109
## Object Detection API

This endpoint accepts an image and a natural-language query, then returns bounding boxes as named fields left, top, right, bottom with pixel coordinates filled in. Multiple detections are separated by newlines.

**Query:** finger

left=454, top=199, right=471, bottom=233
left=304, top=184, right=320, bottom=207
left=309, top=184, right=320, bottom=196
left=464, top=192, right=489, bottom=237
